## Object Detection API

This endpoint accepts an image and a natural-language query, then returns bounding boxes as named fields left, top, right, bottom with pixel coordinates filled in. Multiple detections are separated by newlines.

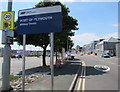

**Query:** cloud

left=112, top=24, right=120, bottom=27
left=106, top=32, right=118, bottom=38
left=0, top=32, right=118, bottom=50
left=71, top=33, right=99, bottom=47
left=112, top=24, right=120, bottom=30
left=11, top=42, right=43, bottom=50
left=71, top=32, right=118, bottom=47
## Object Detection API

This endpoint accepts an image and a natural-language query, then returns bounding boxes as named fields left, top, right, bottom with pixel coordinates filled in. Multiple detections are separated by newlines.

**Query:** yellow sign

left=0, top=11, right=15, bottom=30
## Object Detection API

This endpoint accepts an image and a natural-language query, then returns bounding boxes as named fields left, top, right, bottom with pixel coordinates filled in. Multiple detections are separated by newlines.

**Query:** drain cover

left=94, top=65, right=110, bottom=72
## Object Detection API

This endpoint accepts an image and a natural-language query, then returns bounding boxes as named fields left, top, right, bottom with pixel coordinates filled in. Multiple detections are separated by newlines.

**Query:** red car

left=11, top=55, right=16, bottom=58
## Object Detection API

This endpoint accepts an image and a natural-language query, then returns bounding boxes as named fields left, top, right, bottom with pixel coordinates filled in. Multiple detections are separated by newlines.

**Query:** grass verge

left=10, top=75, right=21, bottom=82
left=0, top=75, right=21, bottom=82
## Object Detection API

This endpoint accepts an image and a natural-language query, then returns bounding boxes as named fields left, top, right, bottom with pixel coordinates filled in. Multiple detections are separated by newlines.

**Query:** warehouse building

left=95, top=37, right=119, bottom=56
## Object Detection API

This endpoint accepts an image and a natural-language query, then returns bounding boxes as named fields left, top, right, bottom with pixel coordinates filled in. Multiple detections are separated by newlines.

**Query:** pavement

left=0, top=57, right=81, bottom=91
left=25, top=59, right=81, bottom=91
left=0, top=56, right=56, bottom=89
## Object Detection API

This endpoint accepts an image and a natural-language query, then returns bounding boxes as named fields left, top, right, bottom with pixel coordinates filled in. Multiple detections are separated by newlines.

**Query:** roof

left=104, top=37, right=118, bottom=42
left=96, top=37, right=118, bottom=46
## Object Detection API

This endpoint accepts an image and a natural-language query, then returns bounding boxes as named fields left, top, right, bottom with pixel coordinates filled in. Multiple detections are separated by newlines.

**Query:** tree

left=14, top=1, right=78, bottom=66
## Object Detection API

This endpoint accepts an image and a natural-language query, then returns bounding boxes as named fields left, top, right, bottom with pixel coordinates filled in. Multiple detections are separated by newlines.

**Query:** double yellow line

left=77, top=61, right=86, bottom=92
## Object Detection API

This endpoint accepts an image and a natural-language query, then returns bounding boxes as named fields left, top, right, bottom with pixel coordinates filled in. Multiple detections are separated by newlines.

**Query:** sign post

left=50, top=32, right=54, bottom=90
left=1, top=0, right=14, bottom=91
left=22, top=34, right=26, bottom=91
left=18, top=5, right=62, bottom=91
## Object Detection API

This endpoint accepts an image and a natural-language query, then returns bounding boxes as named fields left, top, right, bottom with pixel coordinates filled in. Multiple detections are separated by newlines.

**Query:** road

left=26, top=54, right=119, bottom=91
left=0, top=54, right=119, bottom=91
left=75, top=54, right=118, bottom=91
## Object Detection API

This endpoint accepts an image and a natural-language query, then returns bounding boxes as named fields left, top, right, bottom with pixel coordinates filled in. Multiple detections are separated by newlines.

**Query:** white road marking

left=94, top=65, right=110, bottom=72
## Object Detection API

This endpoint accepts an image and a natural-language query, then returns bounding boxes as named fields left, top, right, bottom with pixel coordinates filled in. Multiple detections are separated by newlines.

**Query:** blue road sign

left=18, top=5, right=62, bottom=34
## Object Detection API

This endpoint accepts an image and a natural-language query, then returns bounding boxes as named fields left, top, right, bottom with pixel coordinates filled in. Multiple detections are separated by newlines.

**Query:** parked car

left=107, top=53, right=114, bottom=57
left=88, top=52, right=91, bottom=55
left=80, top=53, right=83, bottom=56
left=101, top=53, right=110, bottom=58
left=94, top=53, right=97, bottom=55
left=11, top=55, right=16, bottom=58
left=16, top=55, right=22, bottom=58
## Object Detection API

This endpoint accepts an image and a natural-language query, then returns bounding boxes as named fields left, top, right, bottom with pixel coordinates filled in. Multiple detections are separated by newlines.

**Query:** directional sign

left=18, top=5, right=62, bottom=34
left=0, top=11, right=15, bottom=30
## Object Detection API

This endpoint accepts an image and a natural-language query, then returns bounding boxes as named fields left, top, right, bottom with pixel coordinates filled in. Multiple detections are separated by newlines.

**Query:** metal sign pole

left=22, top=34, right=26, bottom=91
left=50, top=32, right=54, bottom=91
left=2, top=32, right=11, bottom=91
left=2, top=0, right=12, bottom=91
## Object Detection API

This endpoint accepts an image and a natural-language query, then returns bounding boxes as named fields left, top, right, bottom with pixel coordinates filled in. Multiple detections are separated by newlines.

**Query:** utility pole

left=2, top=0, right=13, bottom=91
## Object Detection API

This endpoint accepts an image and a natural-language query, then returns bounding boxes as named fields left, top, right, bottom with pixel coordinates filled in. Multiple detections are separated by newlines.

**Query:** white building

left=116, top=41, right=120, bottom=58
left=82, top=44, right=91, bottom=53
left=95, top=37, right=119, bottom=56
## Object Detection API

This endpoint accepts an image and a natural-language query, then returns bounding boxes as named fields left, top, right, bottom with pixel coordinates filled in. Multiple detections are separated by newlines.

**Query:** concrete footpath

left=25, top=60, right=81, bottom=91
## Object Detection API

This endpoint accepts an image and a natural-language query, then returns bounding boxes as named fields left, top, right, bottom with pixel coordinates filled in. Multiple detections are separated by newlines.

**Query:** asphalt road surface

left=75, top=54, right=118, bottom=91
